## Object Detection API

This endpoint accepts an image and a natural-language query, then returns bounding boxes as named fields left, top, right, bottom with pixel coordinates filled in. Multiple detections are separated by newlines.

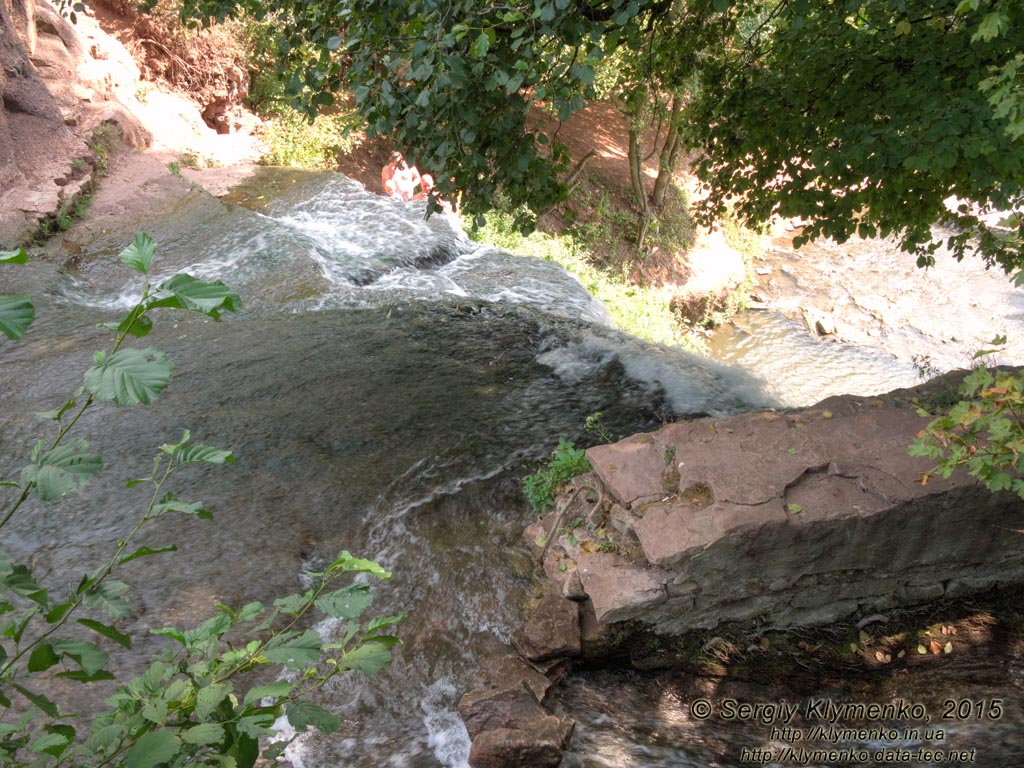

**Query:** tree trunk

left=652, top=94, right=683, bottom=209
left=627, top=86, right=652, bottom=252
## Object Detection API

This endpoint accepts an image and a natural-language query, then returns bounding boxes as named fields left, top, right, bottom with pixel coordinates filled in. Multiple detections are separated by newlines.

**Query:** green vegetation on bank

left=911, top=340, right=1024, bottom=501
left=256, top=107, right=359, bottom=169
left=30, top=123, right=121, bottom=244
left=471, top=183, right=761, bottom=353
left=473, top=205, right=702, bottom=351
left=523, top=437, right=592, bottom=512
left=240, top=17, right=362, bottom=169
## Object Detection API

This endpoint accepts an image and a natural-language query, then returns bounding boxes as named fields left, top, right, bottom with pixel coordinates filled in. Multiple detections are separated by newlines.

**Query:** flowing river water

left=1, top=169, right=1021, bottom=766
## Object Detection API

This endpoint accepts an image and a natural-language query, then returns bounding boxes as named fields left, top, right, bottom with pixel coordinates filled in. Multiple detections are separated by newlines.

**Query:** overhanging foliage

left=172, top=0, right=1022, bottom=268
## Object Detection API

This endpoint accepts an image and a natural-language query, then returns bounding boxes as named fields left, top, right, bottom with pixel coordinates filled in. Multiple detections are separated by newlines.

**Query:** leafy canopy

left=688, top=0, right=1024, bottom=272
left=174, top=0, right=677, bottom=224
left=173, top=0, right=1022, bottom=268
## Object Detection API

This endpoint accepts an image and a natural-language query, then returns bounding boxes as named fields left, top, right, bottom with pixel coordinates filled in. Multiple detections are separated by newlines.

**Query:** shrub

left=909, top=337, right=1024, bottom=499
left=257, top=108, right=360, bottom=169
left=0, top=237, right=399, bottom=767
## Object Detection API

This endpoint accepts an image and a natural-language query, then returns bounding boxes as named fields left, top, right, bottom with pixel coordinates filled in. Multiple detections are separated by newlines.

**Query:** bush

left=910, top=348, right=1024, bottom=499
left=257, top=108, right=359, bottom=169
left=0, top=237, right=399, bottom=767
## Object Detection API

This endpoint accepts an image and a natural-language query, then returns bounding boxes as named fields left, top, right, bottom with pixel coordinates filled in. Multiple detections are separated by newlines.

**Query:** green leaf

left=471, top=31, right=490, bottom=58
left=230, top=732, right=259, bottom=768
left=316, top=584, right=373, bottom=620
left=21, top=438, right=102, bottom=501
left=150, top=626, right=186, bottom=645
left=184, top=613, right=232, bottom=644
left=142, top=698, right=168, bottom=724
left=28, top=642, right=60, bottom=672
left=183, top=723, right=225, bottom=746
left=117, top=312, right=153, bottom=339
left=83, top=347, right=172, bottom=406
left=265, top=628, right=321, bottom=668
left=31, top=731, right=71, bottom=757
left=273, top=593, right=308, bottom=616
left=78, top=618, right=133, bottom=648
left=195, top=683, right=230, bottom=719
left=125, top=731, right=181, bottom=768
left=236, top=601, right=263, bottom=622
left=84, top=580, right=131, bottom=619
left=786, top=503, right=804, bottom=514
left=85, top=723, right=123, bottom=752
left=117, top=544, right=177, bottom=566
left=340, top=642, right=392, bottom=676
left=286, top=701, right=340, bottom=734
left=176, top=443, right=235, bottom=465
left=326, top=35, right=342, bottom=51
left=3, top=562, right=48, bottom=605
left=325, top=551, right=391, bottom=579
left=150, top=492, right=212, bottom=520
left=0, top=247, right=29, bottom=264
left=45, top=600, right=74, bottom=622
left=4, top=573, right=48, bottom=614
left=119, top=232, right=157, bottom=274
left=55, top=668, right=115, bottom=682
left=243, top=680, right=293, bottom=705
left=0, top=293, right=35, bottom=340
left=52, top=639, right=108, bottom=675
left=158, top=429, right=191, bottom=455
left=365, top=614, right=404, bottom=635
left=974, top=10, right=1008, bottom=42
left=34, top=391, right=83, bottom=423
left=152, top=274, right=241, bottom=319
left=13, top=684, right=58, bottom=716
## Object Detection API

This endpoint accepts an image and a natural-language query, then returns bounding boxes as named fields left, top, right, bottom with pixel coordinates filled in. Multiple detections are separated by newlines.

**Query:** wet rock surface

left=742, top=229, right=1024, bottom=374
left=510, top=594, right=581, bottom=662
left=467, top=716, right=573, bottom=768
left=462, top=598, right=582, bottom=767
left=1, top=0, right=90, bottom=246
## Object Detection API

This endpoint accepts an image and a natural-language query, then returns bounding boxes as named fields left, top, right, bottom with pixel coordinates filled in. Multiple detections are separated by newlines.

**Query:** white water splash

left=422, top=677, right=471, bottom=768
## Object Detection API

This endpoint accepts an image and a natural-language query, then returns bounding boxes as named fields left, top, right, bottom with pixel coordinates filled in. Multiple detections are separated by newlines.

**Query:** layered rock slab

left=579, top=388, right=1024, bottom=635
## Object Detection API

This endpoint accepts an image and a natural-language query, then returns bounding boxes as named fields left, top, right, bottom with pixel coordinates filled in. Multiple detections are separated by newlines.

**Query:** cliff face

left=2, top=0, right=81, bottom=244
left=0, top=0, right=149, bottom=247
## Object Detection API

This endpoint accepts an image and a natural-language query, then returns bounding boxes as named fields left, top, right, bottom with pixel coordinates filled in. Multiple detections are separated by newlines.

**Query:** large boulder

left=468, top=716, right=574, bottom=768
left=578, top=384, right=1024, bottom=635
left=0, top=0, right=88, bottom=245
left=0, top=0, right=154, bottom=246
left=458, top=681, right=550, bottom=741
left=510, top=594, right=581, bottom=662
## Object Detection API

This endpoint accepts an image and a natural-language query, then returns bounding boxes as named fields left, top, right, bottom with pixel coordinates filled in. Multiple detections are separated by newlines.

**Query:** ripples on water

left=709, top=312, right=920, bottom=408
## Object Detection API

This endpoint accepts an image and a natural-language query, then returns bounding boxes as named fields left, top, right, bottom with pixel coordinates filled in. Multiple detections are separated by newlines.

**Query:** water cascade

left=1, top=169, right=1018, bottom=766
